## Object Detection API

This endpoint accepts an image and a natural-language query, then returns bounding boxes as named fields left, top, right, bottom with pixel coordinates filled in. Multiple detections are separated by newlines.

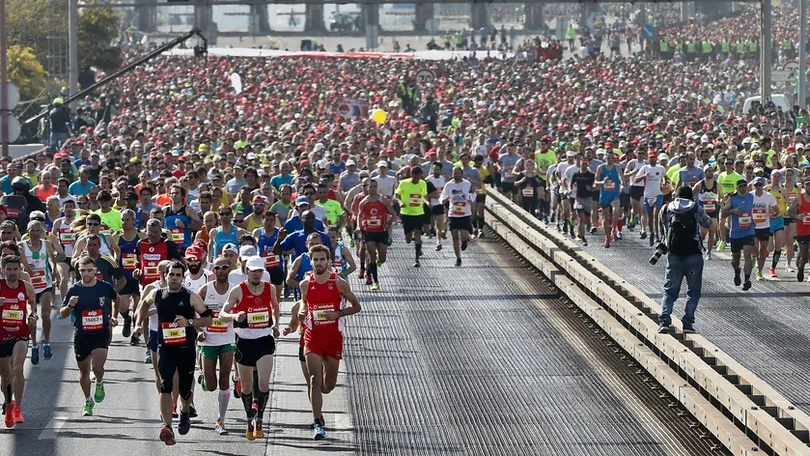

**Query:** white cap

left=378, top=160, right=389, bottom=168
left=565, top=151, right=576, bottom=157
left=658, top=153, right=669, bottom=162
left=798, top=143, right=806, bottom=150
left=239, top=245, right=257, bottom=258
left=316, top=160, right=328, bottom=169
left=314, top=143, right=326, bottom=152
left=346, top=160, right=356, bottom=166
left=245, top=256, right=265, bottom=271
left=246, top=152, right=257, bottom=160
left=595, top=148, right=605, bottom=155
left=742, top=137, right=752, bottom=144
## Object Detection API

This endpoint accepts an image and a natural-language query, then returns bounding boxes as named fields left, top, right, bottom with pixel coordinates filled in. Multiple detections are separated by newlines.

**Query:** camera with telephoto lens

left=649, top=242, right=668, bottom=265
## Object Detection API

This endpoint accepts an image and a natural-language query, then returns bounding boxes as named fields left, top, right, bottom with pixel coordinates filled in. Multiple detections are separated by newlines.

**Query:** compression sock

left=241, top=393, right=255, bottom=419
left=415, top=243, right=422, bottom=259
left=255, top=390, right=270, bottom=421
left=218, top=390, right=230, bottom=422
left=369, top=263, right=378, bottom=282
left=772, top=250, right=782, bottom=269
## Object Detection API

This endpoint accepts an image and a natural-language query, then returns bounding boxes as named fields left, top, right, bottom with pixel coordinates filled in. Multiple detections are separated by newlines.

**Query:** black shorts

left=448, top=216, right=472, bottom=232
left=754, top=228, right=771, bottom=242
left=797, top=234, right=810, bottom=245
left=629, top=186, right=644, bottom=200
left=0, top=338, right=27, bottom=358
left=35, top=287, right=53, bottom=304
left=74, top=331, right=110, bottom=362
left=430, top=205, right=446, bottom=216
left=266, top=267, right=284, bottom=285
left=502, top=182, right=517, bottom=194
left=298, top=341, right=305, bottom=362
left=363, top=231, right=389, bottom=244
left=475, top=194, right=486, bottom=204
left=620, top=193, right=631, bottom=210
left=730, top=235, right=755, bottom=252
left=119, top=277, right=141, bottom=296
left=401, top=214, right=424, bottom=235
left=235, top=334, right=276, bottom=367
left=62, top=257, right=74, bottom=272
left=785, top=216, right=795, bottom=225
left=157, top=346, right=196, bottom=398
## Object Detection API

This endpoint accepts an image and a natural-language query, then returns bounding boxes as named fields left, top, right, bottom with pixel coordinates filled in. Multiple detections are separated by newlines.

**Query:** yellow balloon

left=371, top=109, right=387, bottom=124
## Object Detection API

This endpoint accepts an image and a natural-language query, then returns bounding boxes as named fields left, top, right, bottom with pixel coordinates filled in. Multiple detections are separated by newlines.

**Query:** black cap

left=736, top=179, right=748, bottom=187
left=677, top=186, right=693, bottom=200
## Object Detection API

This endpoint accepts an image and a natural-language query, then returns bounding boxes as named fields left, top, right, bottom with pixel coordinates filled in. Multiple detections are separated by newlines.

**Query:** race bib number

left=333, top=260, right=343, bottom=270
left=60, top=231, right=75, bottom=245
left=573, top=200, right=583, bottom=210
left=207, top=310, right=227, bottom=333
left=247, top=309, right=270, bottom=329
left=522, top=188, right=534, bottom=198
left=753, top=208, right=767, bottom=223
left=144, top=266, right=159, bottom=277
left=603, top=180, right=616, bottom=192
left=704, top=201, right=716, bottom=212
left=30, top=270, right=46, bottom=289
left=452, top=202, right=467, bottom=215
left=122, top=253, right=137, bottom=270
left=161, top=322, right=187, bottom=345
left=646, top=197, right=658, bottom=207
left=312, top=303, right=336, bottom=325
left=475, top=187, right=485, bottom=195
left=367, top=217, right=382, bottom=227
left=1, top=309, right=23, bottom=323
left=738, top=214, right=752, bottom=228
left=82, top=310, right=104, bottom=331
left=169, top=228, right=184, bottom=243
left=409, top=194, right=422, bottom=207
left=263, top=253, right=280, bottom=269
left=804, top=214, right=810, bottom=225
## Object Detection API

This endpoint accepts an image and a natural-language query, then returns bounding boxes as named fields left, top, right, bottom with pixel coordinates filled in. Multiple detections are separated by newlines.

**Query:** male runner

left=115, top=209, right=142, bottom=343
left=21, top=220, right=62, bottom=364
left=183, top=245, right=210, bottom=292
left=721, top=180, right=755, bottom=290
left=220, top=256, right=280, bottom=441
left=751, top=178, right=778, bottom=281
left=440, top=167, right=475, bottom=266
left=141, top=261, right=212, bottom=445
left=0, top=255, right=36, bottom=427
left=693, top=165, right=722, bottom=259
left=634, top=151, right=666, bottom=246
left=52, top=198, right=78, bottom=302
left=595, top=152, right=624, bottom=247
left=299, top=244, right=361, bottom=440
left=60, top=256, right=118, bottom=416
left=358, top=180, right=395, bottom=290
left=788, top=179, right=810, bottom=282
left=426, top=162, right=446, bottom=248
left=395, top=167, right=435, bottom=267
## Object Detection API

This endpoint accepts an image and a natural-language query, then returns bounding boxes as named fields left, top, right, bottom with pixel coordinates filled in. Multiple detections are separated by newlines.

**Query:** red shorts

left=304, top=335, right=343, bottom=360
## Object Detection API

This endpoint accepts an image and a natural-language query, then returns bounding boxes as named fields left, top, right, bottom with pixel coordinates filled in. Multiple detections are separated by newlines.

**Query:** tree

left=6, top=45, right=48, bottom=102
left=78, top=6, right=123, bottom=72
left=6, top=0, right=66, bottom=72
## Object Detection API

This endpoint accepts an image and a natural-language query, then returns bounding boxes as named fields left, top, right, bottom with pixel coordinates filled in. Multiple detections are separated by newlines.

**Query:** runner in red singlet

left=358, top=180, right=395, bottom=290
left=350, top=179, right=370, bottom=281
left=787, top=179, right=810, bottom=281
left=0, top=255, right=37, bottom=428
left=298, top=244, right=361, bottom=440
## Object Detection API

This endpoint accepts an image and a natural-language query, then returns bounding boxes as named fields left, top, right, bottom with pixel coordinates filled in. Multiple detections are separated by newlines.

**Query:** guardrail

left=484, top=188, right=810, bottom=456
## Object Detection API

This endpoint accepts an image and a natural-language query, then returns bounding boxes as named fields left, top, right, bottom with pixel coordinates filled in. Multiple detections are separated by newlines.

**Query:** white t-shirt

left=373, top=175, right=397, bottom=198
left=228, top=269, right=271, bottom=285
left=426, top=175, right=446, bottom=207
left=627, top=159, right=646, bottom=187
left=752, top=191, right=776, bottom=230
left=562, top=163, right=579, bottom=196
left=638, top=164, right=666, bottom=198
left=440, top=179, right=475, bottom=218
left=183, top=269, right=211, bottom=294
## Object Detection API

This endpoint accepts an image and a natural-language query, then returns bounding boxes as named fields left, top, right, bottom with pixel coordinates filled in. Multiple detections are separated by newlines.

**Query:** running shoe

left=705, top=251, right=712, bottom=260
left=756, top=271, right=765, bottom=281
left=94, top=382, right=106, bottom=403
left=640, top=231, right=647, bottom=240
left=144, top=351, right=152, bottom=364
left=160, top=426, right=176, bottom=446
left=365, top=275, right=372, bottom=286
left=122, top=315, right=132, bottom=338
left=215, top=420, right=228, bottom=436
left=435, top=243, right=442, bottom=251
left=657, top=323, right=670, bottom=334
left=313, top=420, right=326, bottom=440
left=178, top=412, right=191, bottom=435
left=43, top=344, right=52, bottom=360
left=4, top=402, right=14, bottom=428
left=130, top=335, right=140, bottom=346
left=616, top=232, right=623, bottom=240
left=233, top=377, right=242, bottom=399
left=254, top=420, right=264, bottom=438
left=716, top=240, right=726, bottom=252
left=455, top=257, right=462, bottom=267
left=31, top=346, right=40, bottom=365
left=246, top=420, right=256, bottom=441
left=371, top=282, right=381, bottom=291
left=769, top=268, right=777, bottom=278
left=413, top=260, right=420, bottom=268
left=197, top=373, right=206, bottom=391
left=358, top=269, right=365, bottom=280
left=82, top=401, right=94, bottom=417
left=582, top=239, right=588, bottom=247
left=786, top=265, right=796, bottom=273
left=13, top=405, right=23, bottom=423
left=461, top=240, right=468, bottom=251
left=648, top=236, right=654, bottom=247
left=742, top=280, right=752, bottom=291
left=589, top=226, right=597, bottom=234
left=604, top=238, right=610, bottom=248
left=799, top=270, right=805, bottom=283
left=734, top=274, right=742, bottom=286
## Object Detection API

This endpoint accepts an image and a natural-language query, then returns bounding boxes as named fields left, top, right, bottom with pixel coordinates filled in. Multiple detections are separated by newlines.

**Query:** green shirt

left=96, top=208, right=123, bottom=234
left=397, top=180, right=428, bottom=216
left=315, top=199, right=344, bottom=226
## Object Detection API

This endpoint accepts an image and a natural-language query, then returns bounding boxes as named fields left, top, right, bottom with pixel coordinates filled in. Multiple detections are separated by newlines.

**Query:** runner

left=183, top=245, right=210, bottom=292
left=253, top=211, right=284, bottom=304
left=73, top=213, right=119, bottom=259
left=20, top=220, right=62, bottom=364
left=595, top=152, right=624, bottom=247
left=0, top=255, right=36, bottom=427
left=209, top=206, right=247, bottom=261
left=788, top=178, right=810, bottom=282
left=358, top=180, right=395, bottom=290
left=195, top=256, right=235, bottom=436
left=133, top=218, right=185, bottom=289
left=141, top=261, right=212, bottom=446
left=115, top=209, right=142, bottom=343
left=425, top=162, right=446, bottom=248
left=60, top=256, right=118, bottom=416
left=693, top=165, right=723, bottom=259
left=634, top=151, right=666, bottom=246
left=571, top=159, right=595, bottom=246
left=326, top=226, right=356, bottom=280
left=767, top=172, right=789, bottom=277
left=164, top=184, right=202, bottom=250
left=721, top=180, right=755, bottom=290
left=219, top=256, right=280, bottom=441
left=52, top=198, right=78, bottom=302
left=395, top=166, right=434, bottom=267
left=299, top=244, right=361, bottom=440
left=440, top=167, right=475, bottom=266
left=751, top=178, right=778, bottom=281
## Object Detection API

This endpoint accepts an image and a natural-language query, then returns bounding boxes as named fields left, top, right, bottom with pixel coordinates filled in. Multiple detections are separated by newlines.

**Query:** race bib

left=82, top=309, right=104, bottom=331
left=503, top=171, right=514, bottom=180
left=247, top=308, right=270, bottom=329
left=169, top=228, right=184, bottom=243
left=122, top=253, right=137, bottom=270
left=804, top=214, right=810, bottom=225
left=60, top=231, right=75, bottom=245
left=367, top=217, right=382, bottom=227
left=30, top=270, right=46, bottom=289
left=312, top=303, right=336, bottom=326
left=738, top=214, right=752, bottom=228
left=207, top=310, right=227, bottom=333
left=1, top=309, right=23, bottom=323
left=475, top=187, right=485, bottom=195
left=753, top=208, right=767, bottom=223
left=603, top=180, right=616, bottom=192
left=263, top=253, right=280, bottom=269
left=704, top=201, right=716, bottom=212
left=333, top=259, right=343, bottom=270
left=573, top=200, right=583, bottom=210
left=522, top=188, right=534, bottom=198
left=161, top=322, right=187, bottom=345
left=452, top=202, right=467, bottom=215
left=409, top=194, right=422, bottom=207
left=144, top=266, right=159, bottom=277
left=646, top=197, right=658, bottom=207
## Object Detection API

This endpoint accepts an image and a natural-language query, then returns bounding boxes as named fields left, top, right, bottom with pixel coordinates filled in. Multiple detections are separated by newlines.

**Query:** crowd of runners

left=2, top=3, right=810, bottom=445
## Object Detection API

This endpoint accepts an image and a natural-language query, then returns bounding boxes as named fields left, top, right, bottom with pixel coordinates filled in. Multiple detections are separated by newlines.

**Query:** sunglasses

left=234, top=219, right=245, bottom=223
left=303, top=192, right=314, bottom=196
left=213, top=265, right=229, bottom=271
left=219, top=212, right=232, bottom=216
left=186, top=258, right=201, bottom=263
left=87, top=222, right=100, bottom=226
left=253, top=202, right=265, bottom=207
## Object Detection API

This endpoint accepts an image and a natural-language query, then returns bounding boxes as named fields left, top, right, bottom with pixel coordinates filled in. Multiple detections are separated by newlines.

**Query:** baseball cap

left=245, top=256, right=265, bottom=271
left=184, top=246, right=203, bottom=259
left=252, top=195, right=267, bottom=204
left=378, top=160, right=389, bottom=168
left=295, top=196, right=309, bottom=207
left=239, top=245, right=257, bottom=258
left=346, top=160, right=356, bottom=166
left=753, top=177, right=766, bottom=186
left=565, top=151, right=576, bottom=157
left=222, top=243, right=238, bottom=254
left=736, top=179, right=748, bottom=188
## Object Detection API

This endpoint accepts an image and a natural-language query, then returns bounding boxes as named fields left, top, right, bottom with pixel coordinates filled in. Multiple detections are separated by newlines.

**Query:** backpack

left=667, top=205, right=700, bottom=256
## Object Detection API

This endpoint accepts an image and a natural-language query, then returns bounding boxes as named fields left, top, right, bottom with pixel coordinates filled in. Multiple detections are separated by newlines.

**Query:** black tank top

left=699, top=179, right=718, bottom=194
left=165, top=204, right=186, bottom=218
left=155, top=287, right=196, bottom=349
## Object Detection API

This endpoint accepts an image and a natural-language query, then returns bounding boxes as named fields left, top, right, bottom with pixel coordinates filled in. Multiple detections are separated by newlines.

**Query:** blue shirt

left=279, top=229, right=331, bottom=258
left=0, top=175, right=32, bottom=195
left=678, top=167, right=705, bottom=188
left=68, top=180, right=97, bottom=196
left=283, top=216, right=325, bottom=233
left=329, top=162, right=346, bottom=175
left=270, top=174, right=294, bottom=191
left=64, top=280, right=117, bottom=334
left=729, top=192, right=755, bottom=239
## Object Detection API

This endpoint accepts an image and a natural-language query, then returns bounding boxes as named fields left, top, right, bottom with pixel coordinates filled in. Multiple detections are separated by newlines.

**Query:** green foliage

left=6, top=45, right=48, bottom=102
left=78, top=6, right=123, bottom=72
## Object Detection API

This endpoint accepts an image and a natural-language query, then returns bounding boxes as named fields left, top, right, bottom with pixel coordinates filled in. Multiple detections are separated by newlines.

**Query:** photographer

left=656, top=186, right=712, bottom=334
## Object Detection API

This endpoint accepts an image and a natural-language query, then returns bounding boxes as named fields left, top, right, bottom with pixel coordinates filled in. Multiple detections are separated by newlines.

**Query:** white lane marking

left=38, top=413, right=70, bottom=440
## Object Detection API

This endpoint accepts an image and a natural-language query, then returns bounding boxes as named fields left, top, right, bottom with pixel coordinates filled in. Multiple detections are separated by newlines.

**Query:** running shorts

left=74, top=330, right=110, bottom=362
left=235, top=334, right=276, bottom=367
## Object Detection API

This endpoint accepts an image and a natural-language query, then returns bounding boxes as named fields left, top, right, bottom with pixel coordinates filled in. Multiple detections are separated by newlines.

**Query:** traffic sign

left=641, top=24, right=656, bottom=42
left=0, top=114, right=21, bottom=144
left=0, top=83, right=20, bottom=111
left=784, top=60, right=799, bottom=72
left=772, top=69, right=793, bottom=82
left=416, top=69, right=436, bottom=85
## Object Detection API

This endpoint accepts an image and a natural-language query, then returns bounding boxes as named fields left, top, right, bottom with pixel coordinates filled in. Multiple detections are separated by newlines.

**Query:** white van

left=743, top=94, right=791, bottom=114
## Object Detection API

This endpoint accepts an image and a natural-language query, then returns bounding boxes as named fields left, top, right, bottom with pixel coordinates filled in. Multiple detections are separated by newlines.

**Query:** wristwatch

left=187, top=318, right=194, bottom=327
